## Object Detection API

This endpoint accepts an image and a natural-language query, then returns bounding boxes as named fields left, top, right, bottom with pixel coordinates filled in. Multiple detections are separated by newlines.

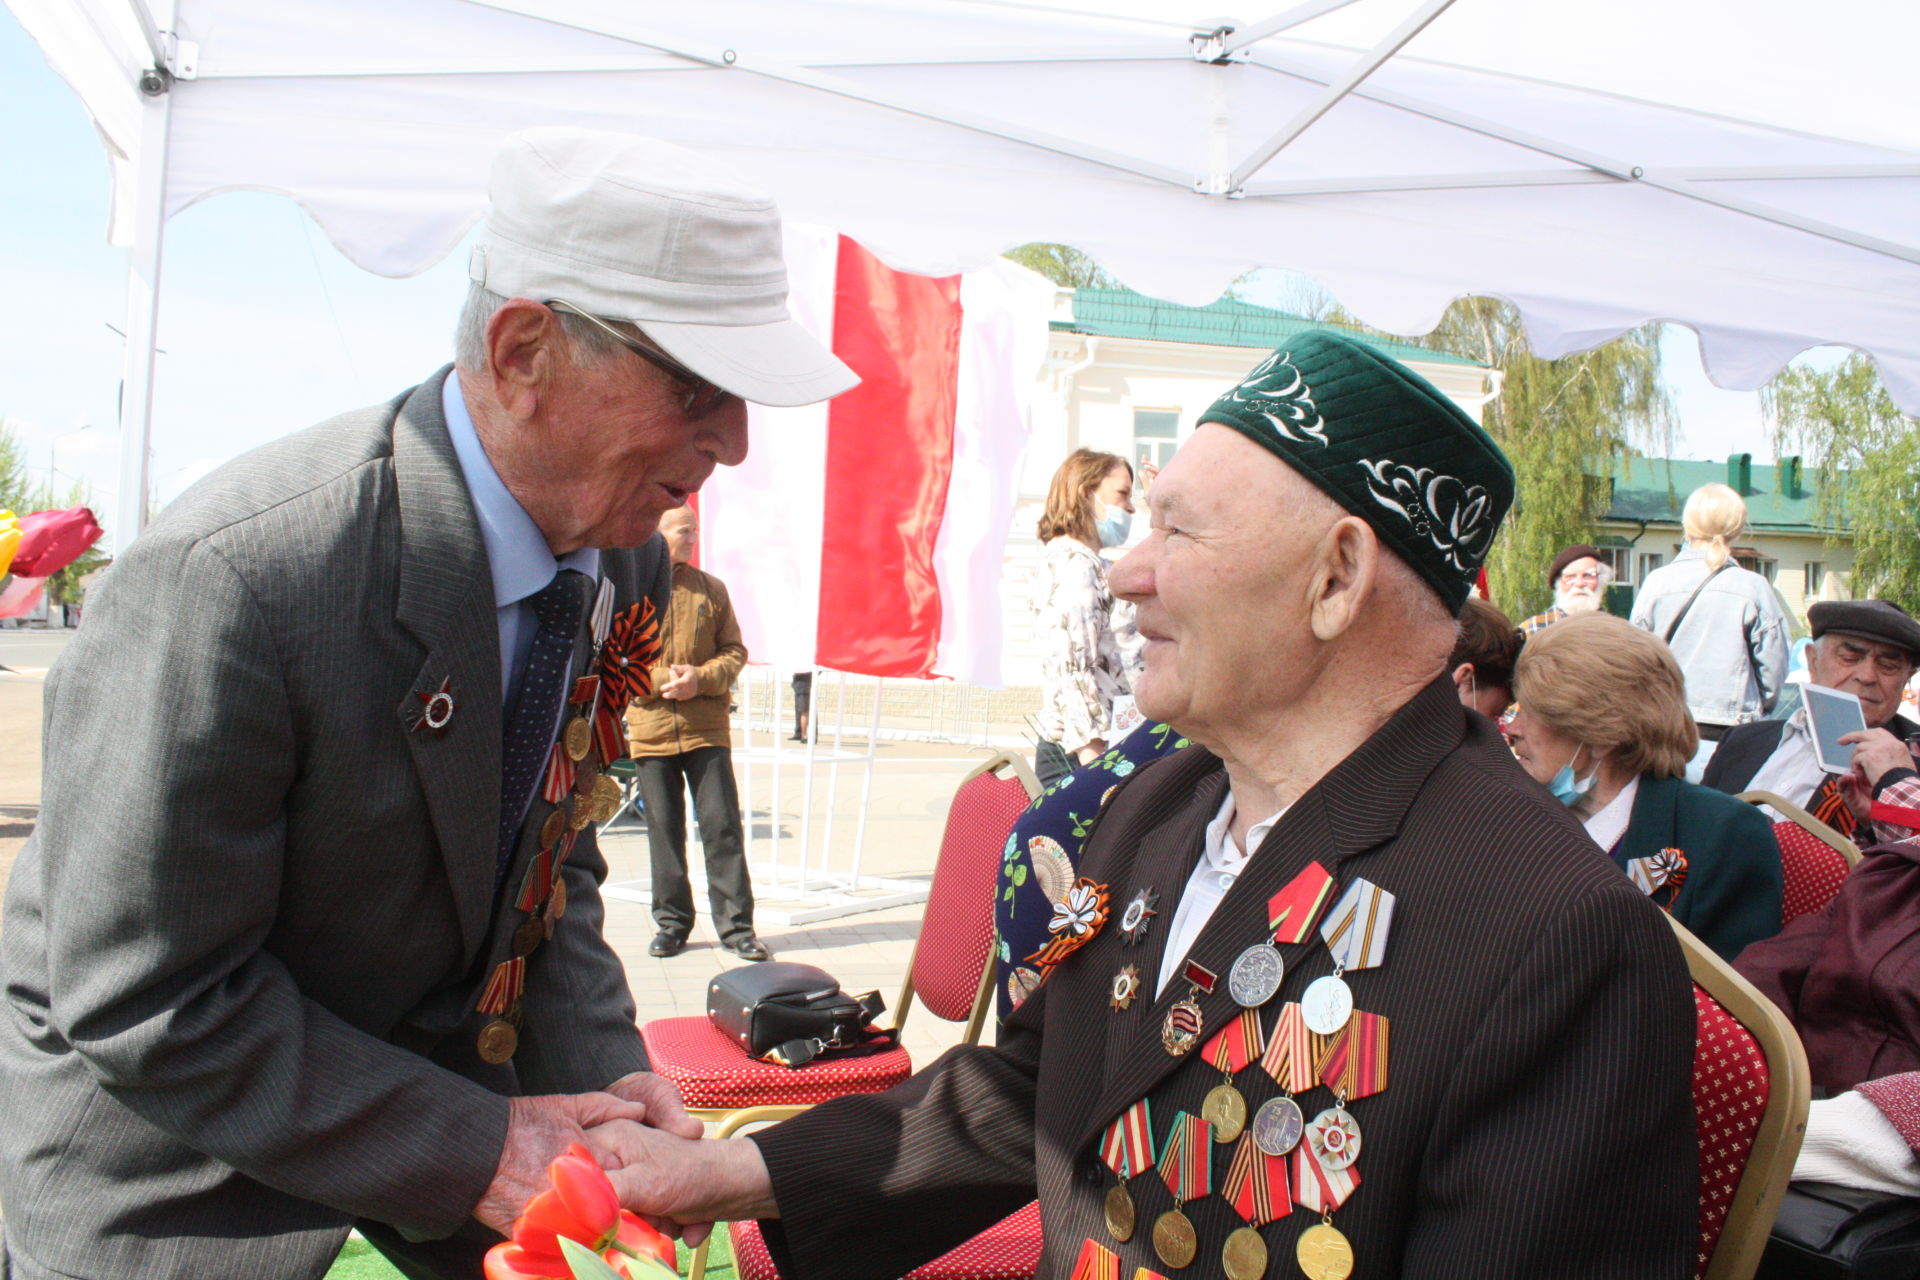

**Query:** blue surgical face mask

left=1547, top=746, right=1596, bottom=806
left=1096, top=505, right=1132, bottom=548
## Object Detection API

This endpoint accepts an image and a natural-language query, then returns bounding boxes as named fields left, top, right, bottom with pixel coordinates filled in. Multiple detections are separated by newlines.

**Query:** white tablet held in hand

left=1803, top=683, right=1869, bottom=774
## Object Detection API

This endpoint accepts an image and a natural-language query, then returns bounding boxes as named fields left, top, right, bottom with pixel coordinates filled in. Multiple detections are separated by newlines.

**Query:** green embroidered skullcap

left=1196, top=330, right=1514, bottom=614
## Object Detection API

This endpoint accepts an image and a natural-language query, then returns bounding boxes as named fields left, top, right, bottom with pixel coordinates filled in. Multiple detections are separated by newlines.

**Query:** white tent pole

left=797, top=680, right=818, bottom=889
left=740, top=667, right=755, bottom=866
left=819, top=670, right=846, bottom=881
left=113, top=76, right=172, bottom=551
left=770, top=676, right=785, bottom=886
left=848, top=676, right=883, bottom=884
left=1228, top=0, right=1461, bottom=190
left=1215, top=0, right=1368, bottom=57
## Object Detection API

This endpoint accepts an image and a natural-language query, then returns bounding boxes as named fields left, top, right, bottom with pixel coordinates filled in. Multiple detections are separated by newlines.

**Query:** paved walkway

left=0, top=633, right=1000, bottom=1071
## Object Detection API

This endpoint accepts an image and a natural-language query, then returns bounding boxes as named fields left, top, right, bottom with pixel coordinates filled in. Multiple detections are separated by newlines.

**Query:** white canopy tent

left=13, top=0, right=1920, bottom=551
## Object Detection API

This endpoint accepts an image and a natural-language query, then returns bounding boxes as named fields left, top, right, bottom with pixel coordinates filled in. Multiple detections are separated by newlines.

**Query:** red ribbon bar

left=516, top=849, right=554, bottom=913
left=1068, top=1238, right=1121, bottom=1280
left=1183, top=960, right=1218, bottom=994
left=594, top=703, right=626, bottom=766
left=1317, top=1010, right=1391, bottom=1101
left=568, top=675, right=600, bottom=704
left=1203, top=1007, right=1264, bottom=1076
left=1260, top=1001, right=1316, bottom=1094
left=476, top=956, right=526, bottom=1015
left=1224, top=1133, right=1292, bottom=1227
left=541, top=743, right=577, bottom=805
left=1156, top=1111, right=1214, bottom=1204
left=1268, top=862, right=1336, bottom=944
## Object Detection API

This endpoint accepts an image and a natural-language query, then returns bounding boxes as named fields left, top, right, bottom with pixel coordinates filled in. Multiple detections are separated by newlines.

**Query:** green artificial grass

left=322, top=1226, right=738, bottom=1279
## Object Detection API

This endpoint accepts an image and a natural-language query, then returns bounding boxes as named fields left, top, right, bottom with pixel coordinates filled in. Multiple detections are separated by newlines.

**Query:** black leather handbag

left=706, top=961, right=894, bottom=1068
left=1758, top=1181, right=1920, bottom=1280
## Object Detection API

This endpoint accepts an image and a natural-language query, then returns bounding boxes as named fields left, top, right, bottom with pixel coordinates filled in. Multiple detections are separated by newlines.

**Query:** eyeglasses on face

left=1560, top=569, right=1603, bottom=584
left=545, top=299, right=733, bottom=421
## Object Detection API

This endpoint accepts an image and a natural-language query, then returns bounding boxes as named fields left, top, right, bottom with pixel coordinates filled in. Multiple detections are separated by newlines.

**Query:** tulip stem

left=609, top=1240, right=644, bottom=1259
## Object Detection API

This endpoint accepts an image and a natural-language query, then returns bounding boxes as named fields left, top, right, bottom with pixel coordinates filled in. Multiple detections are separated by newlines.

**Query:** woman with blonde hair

left=1630, top=481, right=1790, bottom=772
left=1033, top=448, right=1136, bottom=778
left=1509, top=613, right=1783, bottom=959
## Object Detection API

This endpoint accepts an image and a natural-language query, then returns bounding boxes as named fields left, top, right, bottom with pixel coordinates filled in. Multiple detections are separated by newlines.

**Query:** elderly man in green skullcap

left=590, top=333, right=1698, bottom=1280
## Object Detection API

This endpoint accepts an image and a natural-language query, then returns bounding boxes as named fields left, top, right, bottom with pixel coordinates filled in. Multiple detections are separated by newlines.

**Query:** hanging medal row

left=1090, top=863, right=1397, bottom=1280
left=474, top=583, right=662, bottom=1066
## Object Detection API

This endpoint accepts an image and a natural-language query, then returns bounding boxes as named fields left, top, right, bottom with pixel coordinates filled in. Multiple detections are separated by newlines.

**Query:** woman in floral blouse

left=1034, top=449, right=1137, bottom=778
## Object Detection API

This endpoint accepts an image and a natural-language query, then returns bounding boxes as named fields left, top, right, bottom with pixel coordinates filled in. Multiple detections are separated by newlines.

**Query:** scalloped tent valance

left=12, top=0, right=1919, bottom=542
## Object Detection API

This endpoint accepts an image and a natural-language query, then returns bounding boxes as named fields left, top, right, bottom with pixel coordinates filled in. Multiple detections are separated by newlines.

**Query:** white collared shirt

left=1745, top=707, right=1821, bottom=809
left=1157, top=788, right=1287, bottom=996
left=442, top=372, right=600, bottom=702
left=1581, top=775, right=1640, bottom=855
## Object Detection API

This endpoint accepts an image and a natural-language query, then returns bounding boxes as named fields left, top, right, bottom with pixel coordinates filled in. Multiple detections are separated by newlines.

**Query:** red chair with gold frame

left=1672, top=915, right=1811, bottom=1280
left=1738, top=790, right=1859, bottom=925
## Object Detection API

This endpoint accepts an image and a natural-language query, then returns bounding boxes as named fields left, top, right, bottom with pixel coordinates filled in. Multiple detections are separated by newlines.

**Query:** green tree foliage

left=1397, top=300, right=1674, bottom=622
left=1001, top=243, right=1120, bottom=290
left=0, top=419, right=31, bottom=514
left=1767, top=354, right=1920, bottom=610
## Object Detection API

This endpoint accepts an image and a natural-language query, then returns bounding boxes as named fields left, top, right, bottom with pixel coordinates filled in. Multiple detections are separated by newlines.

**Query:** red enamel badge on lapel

left=412, top=677, right=456, bottom=733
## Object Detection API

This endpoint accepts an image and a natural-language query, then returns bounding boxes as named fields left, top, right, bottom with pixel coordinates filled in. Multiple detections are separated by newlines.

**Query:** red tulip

left=608, top=1210, right=677, bottom=1272
left=483, top=1241, right=570, bottom=1280
left=513, top=1147, right=622, bottom=1255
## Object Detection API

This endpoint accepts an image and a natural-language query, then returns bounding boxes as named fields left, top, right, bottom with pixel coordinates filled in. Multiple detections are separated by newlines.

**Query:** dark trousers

left=636, top=746, right=753, bottom=942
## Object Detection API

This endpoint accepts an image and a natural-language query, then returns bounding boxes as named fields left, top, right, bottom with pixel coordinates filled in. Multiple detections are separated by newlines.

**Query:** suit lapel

left=1074, top=678, right=1468, bottom=1151
left=1616, top=774, right=1682, bottom=870
left=390, top=367, right=503, bottom=959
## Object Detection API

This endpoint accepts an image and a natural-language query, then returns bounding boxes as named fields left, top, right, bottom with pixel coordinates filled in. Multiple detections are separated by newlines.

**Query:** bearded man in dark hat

left=589, top=333, right=1697, bottom=1280
left=1518, top=543, right=1612, bottom=636
left=1705, top=597, right=1920, bottom=841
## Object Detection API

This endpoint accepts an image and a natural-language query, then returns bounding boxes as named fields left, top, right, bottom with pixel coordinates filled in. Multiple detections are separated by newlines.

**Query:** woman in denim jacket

left=1630, top=483, right=1789, bottom=769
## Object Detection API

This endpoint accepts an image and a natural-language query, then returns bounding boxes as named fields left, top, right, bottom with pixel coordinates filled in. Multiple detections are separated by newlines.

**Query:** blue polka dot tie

left=498, top=569, right=593, bottom=885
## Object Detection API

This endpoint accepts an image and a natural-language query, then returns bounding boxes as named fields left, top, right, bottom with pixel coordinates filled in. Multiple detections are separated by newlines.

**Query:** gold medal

left=1295, top=1223, right=1353, bottom=1280
left=590, top=773, right=622, bottom=823
left=539, top=807, right=568, bottom=849
left=1151, top=1208, right=1197, bottom=1270
left=1223, top=1226, right=1268, bottom=1280
left=1104, top=1182, right=1136, bottom=1243
left=476, top=1019, right=519, bottom=1064
left=1111, top=965, right=1141, bottom=1012
left=573, top=751, right=602, bottom=794
left=512, top=918, right=544, bottom=958
left=564, top=715, right=592, bottom=762
left=1202, top=1083, right=1248, bottom=1144
left=569, top=798, right=593, bottom=830
left=550, top=877, right=568, bottom=920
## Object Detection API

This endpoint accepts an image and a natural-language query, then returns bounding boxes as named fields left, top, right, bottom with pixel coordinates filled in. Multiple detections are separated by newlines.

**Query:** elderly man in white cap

left=0, top=129, right=854, bottom=1280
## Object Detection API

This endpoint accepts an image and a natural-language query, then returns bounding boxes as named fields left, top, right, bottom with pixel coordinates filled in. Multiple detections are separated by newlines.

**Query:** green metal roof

left=1056, top=288, right=1484, bottom=368
left=1604, top=454, right=1846, bottom=533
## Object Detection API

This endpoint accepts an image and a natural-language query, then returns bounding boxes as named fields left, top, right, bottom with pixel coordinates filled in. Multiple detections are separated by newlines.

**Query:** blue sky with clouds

left=2, top=8, right=1792, bottom=555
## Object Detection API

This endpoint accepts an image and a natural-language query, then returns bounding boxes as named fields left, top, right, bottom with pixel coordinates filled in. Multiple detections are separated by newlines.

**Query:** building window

left=1735, top=550, right=1777, bottom=582
left=1805, top=561, right=1826, bottom=597
left=1593, top=546, right=1631, bottom=583
left=1133, top=409, right=1180, bottom=472
left=1635, top=551, right=1664, bottom=584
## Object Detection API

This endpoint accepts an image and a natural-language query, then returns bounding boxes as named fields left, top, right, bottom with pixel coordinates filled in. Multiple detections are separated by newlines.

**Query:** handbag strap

left=1661, top=560, right=1733, bottom=644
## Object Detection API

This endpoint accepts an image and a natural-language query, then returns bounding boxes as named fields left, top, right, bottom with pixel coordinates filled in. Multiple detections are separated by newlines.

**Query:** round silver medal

left=1308, top=1106, right=1362, bottom=1171
left=1251, top=1095, right=1305, bottom=1156
left=1301, top=973, right=1354, bottom=1035
left=1227, top=942, right=1285, bottom=1008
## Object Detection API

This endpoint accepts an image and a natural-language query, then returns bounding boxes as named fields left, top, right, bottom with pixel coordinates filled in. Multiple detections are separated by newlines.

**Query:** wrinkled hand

left=602, top=1071, right=703, bottom=1141
left=588, top=1118, right=779, bottom=1245
left=1843, top=728, right=1918, bottom=791
left=475, top=1091, right=652, bottom=1235
left=661, top=665, right=699, bottom=701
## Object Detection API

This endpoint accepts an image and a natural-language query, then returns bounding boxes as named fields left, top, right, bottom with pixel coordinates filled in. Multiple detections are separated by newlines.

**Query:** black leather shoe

left=724, top=936, right=771, bottom=962
left=648, top=933, right=685, bottom=958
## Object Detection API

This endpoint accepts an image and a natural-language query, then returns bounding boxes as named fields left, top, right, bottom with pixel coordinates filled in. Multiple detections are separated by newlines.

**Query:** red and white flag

left=701, top=229, right=1053, bottom=686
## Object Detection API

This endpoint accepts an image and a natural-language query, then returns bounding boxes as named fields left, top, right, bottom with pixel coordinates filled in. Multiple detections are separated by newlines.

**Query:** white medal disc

left=1308, top=1106, right=1363, bottom=1171
left=1227, top=942, right=1285, bottom=1008
left=1301, top=973, right=1354, bottom=1035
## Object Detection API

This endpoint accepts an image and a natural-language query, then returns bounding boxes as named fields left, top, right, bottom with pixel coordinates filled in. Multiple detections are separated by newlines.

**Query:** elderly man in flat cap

left=595, top=334, right=1697, bottom=1280
left=1704, top=598, right=1920, bottom=840
left=1517, top=542, right=1614, bottom=636
left=0, top=129, right=856, bottom=1280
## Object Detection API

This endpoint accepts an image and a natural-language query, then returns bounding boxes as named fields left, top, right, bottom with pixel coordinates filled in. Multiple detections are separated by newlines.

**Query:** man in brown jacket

left=626, top=506, right=765, bottom=960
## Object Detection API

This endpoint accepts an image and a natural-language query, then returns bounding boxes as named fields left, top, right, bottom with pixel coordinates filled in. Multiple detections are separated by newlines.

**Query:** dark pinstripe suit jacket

left=754, top=679, right=1697, bottom=1279
left=0, top=368, right=669, bottom=1279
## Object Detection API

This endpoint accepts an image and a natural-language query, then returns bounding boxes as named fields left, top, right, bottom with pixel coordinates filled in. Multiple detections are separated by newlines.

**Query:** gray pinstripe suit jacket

left=754, top=678, right=1698, bottom=1279
left=0, top=368, right=668, bottom=1279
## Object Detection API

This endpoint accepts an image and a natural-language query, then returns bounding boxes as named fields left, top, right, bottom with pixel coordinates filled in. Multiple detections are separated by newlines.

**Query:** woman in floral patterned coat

left=1034, top=449, right=1137, bottom=777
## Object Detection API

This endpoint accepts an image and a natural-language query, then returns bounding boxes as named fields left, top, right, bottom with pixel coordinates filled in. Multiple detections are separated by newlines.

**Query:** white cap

left=469, top=127, right=857, bottom=407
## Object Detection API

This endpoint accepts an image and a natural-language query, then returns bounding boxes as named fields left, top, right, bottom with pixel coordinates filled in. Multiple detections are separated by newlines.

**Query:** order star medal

left=1161, top=960, right=1216, bottom=1057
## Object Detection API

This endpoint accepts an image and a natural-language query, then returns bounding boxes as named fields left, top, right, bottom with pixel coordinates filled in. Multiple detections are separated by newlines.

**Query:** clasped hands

left=478, top=1071, right=775, bottom=1245
left=658, top=664, right=700, bottom=702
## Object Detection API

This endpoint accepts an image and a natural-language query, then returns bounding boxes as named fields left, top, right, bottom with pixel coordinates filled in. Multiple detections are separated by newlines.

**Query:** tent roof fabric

left=1605, top=455, right=1841, bottom=534
left=12, top=0, right=1920, bottom=411
left=1056, top=287, right=1482, bottom=367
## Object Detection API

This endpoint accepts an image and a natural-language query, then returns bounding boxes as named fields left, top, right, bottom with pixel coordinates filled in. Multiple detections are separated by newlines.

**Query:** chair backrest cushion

left=1773, top=820, right=1850, bottom=924
left=914, top=766, right=1035, bottom=1022
left=1692, top=982, right=1772, bottom=1279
